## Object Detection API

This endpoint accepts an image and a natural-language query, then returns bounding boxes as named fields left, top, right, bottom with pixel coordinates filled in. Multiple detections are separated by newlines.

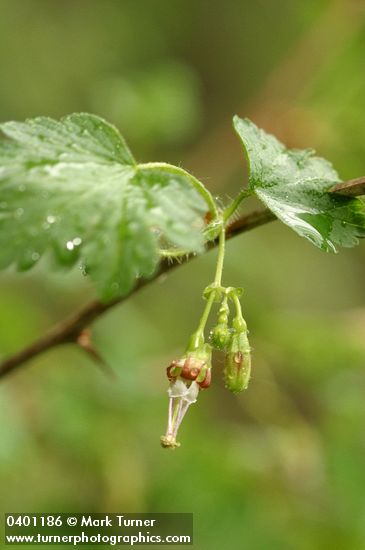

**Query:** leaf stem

left=138, top=162, right=219, bottom=219
left=158, top=248, right=190, bottom=258
left=0, top=207, right=275, bottom=380
left=223, top=188, right=252, bottom=222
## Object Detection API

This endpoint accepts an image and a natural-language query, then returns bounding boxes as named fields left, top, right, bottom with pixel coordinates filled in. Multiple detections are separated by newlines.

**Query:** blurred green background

left=1, top=1, right=365, bottom=548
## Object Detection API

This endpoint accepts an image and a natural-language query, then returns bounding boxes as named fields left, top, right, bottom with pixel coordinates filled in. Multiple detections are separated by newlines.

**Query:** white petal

left=183, top=381, right=200, bottom=404
left=168, top=379, right=188, bottom=398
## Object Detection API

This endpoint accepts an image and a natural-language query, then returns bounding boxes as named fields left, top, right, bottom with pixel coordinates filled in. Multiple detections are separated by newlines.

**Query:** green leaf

left=0, top=113, right=212, bottom=301
left=233, top=116, right=365, bottom=251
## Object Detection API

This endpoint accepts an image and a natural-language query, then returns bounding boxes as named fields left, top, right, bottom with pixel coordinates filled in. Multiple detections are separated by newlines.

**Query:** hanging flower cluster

left=161, top=286, right=251, bottom=449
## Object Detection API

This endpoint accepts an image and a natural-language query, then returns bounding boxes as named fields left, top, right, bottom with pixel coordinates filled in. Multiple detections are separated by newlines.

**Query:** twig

left=0, top=175, right=363, bottom=381
left=330, top=177, right=365, bottom=197
left=0, top=208, right=274, bottom=379
left=77, top=329, right=117, bottom=379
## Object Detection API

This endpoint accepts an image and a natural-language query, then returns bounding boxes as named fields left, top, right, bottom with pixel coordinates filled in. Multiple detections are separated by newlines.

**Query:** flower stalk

left=161, top=217, right=251, bottom=449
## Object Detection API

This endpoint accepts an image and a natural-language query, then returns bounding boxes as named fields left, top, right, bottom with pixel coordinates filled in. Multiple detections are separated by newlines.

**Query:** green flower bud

left=210, top=324, right=231, bottom=350
left=224, top=330, right=251, bottom=393
left=210, top=295, right=230, bottom=350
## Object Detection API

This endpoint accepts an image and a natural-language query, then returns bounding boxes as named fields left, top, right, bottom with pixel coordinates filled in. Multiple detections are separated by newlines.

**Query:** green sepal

left=185, top=341, right=212, bottom=362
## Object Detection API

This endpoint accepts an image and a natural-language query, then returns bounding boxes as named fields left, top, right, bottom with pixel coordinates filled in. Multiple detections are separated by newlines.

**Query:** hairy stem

left=223, top=189, right=253, bottom=222
left=214, top=224, right=226, bottom=286
left=189, top=223, right=227, bottom=347
left=138, top=162, right=219, bottom=219
left=0, top=175, right=360, bottom=381
left=0, top=208, right=274, bottom=379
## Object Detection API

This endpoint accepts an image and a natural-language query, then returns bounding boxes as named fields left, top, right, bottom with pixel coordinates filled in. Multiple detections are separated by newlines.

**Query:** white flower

left=160, top=380, right=200, bottom=449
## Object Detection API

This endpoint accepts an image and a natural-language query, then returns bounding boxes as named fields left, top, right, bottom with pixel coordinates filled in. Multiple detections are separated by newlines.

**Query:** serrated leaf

left=234, top=116, right=365, bottom=251
left=0, top=113, right=211, bottom=301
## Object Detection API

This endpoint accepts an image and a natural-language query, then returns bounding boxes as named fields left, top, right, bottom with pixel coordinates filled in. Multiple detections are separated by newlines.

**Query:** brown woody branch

left=329, top=177, right=365, bottom=197
left=0, top=177, right=362, bottom=380
left=0, top=208, right=274, bottom=379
